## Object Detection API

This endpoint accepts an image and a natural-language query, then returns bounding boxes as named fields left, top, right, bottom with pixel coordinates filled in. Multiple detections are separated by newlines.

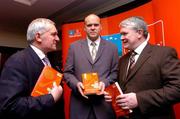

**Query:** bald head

left=84, top=14, right=100, bottom=24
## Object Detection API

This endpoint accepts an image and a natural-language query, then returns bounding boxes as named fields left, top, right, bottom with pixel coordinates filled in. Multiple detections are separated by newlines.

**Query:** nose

left=90, top=25, right=96, bottom=29
left=55, top=35, right=60, bottom=41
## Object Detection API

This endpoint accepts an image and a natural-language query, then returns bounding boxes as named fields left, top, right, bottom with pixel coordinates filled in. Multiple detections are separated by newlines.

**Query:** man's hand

left=50, top=82, right=63, bottom=102
left=104, top=91, right=112, bottom=102
left=116, top=92, right=138, bottom=110
left=97, top=81, right=105, bottom=95
left=77, top=82, right=88, bottom=99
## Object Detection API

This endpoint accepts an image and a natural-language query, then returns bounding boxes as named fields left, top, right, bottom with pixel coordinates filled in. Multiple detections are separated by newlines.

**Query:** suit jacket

left=0, top=46, right=64, bottom=119
left=64, top=39, right=119, bottom=119
left=118, top=43, right=180, bottom=119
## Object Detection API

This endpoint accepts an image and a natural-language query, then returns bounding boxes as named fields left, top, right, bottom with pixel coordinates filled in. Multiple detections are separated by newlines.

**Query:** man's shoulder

left=145, top=44, right=178, bottom=59
left=101, top=39, right=118, bottom=49
left=8, top=49, right=25, bottom=60
left=70, top=39, right=86, bottom=46
left=74, top=39, right=85, bottom=43
left=4, top=47, right=32, bottom=66
left=150, top=44, right=176, bottom=52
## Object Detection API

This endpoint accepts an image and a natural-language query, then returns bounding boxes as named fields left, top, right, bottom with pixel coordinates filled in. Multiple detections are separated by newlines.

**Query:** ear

left=100, top=24, right=102, bottom=30
left=84, top=27, right=86, bottom=32
left=84, top=24, right=87, bottom=32
left=35, top=32, right=42, bottom=43
left=137, top=30, right=143, bottom=39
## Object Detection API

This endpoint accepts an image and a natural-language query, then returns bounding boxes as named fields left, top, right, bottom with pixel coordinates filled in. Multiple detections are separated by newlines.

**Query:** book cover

left=81, top=72, right=100, bottom=95
left=105, top=82, right=131, bottom=117
left=31, top=66, right=63, bottom=97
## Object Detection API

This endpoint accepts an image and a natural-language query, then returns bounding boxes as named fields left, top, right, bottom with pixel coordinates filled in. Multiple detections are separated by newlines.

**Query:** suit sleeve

left=0, top=56, right=55, bottom=118
left=136, top=47, right=180, bottom=114
left=63, top=44, right=80, bottom=92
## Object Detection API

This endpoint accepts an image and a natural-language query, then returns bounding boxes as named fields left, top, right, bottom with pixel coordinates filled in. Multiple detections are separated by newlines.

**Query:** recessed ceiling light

left=14, top=0, right=37, bottom=6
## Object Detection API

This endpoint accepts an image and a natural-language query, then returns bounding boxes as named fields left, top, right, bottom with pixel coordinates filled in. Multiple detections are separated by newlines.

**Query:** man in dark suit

left=105, top=16, right=180, bottom=119
left=0, top=18, right=63, bottom=119
left=64, top=14, right=119, bottom=119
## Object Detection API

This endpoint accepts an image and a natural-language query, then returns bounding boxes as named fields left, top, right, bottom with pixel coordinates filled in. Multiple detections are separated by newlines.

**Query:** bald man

left=64, top=14, right=119, bottom=119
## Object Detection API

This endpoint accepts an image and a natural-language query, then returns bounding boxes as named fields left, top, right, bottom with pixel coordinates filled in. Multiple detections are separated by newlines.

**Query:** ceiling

left=0, top=0, right=135, bottom=31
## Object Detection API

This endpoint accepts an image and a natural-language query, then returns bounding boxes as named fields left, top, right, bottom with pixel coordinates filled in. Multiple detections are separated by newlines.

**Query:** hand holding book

left=97, top=81, right=105, bottom=95
left=81, top=72, right=101, bottom=95
left=31, top=66, right=63, bottom=97
left=77, top=82, right=89, bottom=99
left=116, top=92, right=137, bottom=112
left=105, top=82, right=132, bottom=118
left=50, top=82, right=63, bottom=102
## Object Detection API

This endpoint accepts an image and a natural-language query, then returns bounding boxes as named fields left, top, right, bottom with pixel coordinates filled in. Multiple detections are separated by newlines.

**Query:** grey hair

left=26, top=18, right=55, bottom=44
left=120, top=16, right=148, bottom=38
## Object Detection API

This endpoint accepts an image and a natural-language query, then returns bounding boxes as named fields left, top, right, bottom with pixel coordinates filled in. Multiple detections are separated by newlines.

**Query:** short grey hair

left=26, top=18, right=55, bottom=44
left=120, top=16, right=148, bottom=38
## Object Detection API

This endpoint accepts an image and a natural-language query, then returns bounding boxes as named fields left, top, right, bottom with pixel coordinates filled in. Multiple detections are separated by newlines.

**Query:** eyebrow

left=86, top=23, right=99, bottom=27
left=120, top=32, right=127, bottom=35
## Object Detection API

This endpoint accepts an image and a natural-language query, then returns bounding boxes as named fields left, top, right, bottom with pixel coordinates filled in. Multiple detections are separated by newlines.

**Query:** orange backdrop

left=61, top=1, right=180, bottom=119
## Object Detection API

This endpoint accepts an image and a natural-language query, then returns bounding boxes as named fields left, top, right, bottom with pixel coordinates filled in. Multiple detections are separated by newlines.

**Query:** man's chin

left=89, top=36, right=98, bottom=40
left=123, top=45, right=131, bottom=51
left=49, top=47, right=57, bottom=52
left=123, top=45, right=128, bottom=49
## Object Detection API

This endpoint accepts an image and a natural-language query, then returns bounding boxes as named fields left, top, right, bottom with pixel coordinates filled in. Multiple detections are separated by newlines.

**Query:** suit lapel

left=125, top=44, right=152, bottom=82
left=93, top=38, right=105, bottom=63
left=81, top=40, right=94, bottom=64
left=122, top=53, right=131, bottom=81
left=27, top=46, right=44, bottom=67
left=118, top=54, right=130, bottom=89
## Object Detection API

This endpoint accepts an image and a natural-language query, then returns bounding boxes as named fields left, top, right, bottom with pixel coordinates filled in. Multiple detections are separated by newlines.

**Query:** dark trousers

left=87, top=106, right=96, bottom=119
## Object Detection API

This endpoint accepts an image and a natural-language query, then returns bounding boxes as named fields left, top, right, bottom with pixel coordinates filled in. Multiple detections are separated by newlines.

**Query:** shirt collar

left=87, top=36, right=101, bottom=48
left=134, top=39, right=148, bottom=55
left=30, top=45, right=46, bottom=60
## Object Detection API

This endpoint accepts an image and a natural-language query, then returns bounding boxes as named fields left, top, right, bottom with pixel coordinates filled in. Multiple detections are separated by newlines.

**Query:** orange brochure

left=31, top=66, right=63, bottom=97
left=82, top=72, right=100, bottom=95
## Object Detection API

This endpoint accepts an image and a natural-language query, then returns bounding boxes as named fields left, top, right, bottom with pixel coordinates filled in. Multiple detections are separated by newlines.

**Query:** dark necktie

left=91, top=42, right=97, bottom=61
left=127, top=51, right=137, bottom=75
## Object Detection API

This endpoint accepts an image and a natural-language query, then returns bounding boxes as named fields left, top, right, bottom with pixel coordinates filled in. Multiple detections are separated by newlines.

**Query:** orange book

left=82, top=72, right=100, bottom=95
left=105, top=82, right=132, bottom=118
left=31, top=66, right=63, bottom=97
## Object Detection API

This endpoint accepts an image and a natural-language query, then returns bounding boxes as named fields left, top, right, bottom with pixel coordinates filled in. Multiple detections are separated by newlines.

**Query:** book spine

left=115, top=82, right=123, bottom=94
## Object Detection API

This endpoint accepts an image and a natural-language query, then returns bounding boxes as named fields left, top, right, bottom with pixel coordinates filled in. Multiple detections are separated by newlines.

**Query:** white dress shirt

left=30, top=45, right=51, bottom=66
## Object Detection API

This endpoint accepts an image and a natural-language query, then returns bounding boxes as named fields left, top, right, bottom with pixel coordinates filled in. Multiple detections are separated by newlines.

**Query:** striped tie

left=42, top=57, right=51, bottom=66
left=91, top=42, right=97, bottom=62
left=127, top=51, right=137, bottom=75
